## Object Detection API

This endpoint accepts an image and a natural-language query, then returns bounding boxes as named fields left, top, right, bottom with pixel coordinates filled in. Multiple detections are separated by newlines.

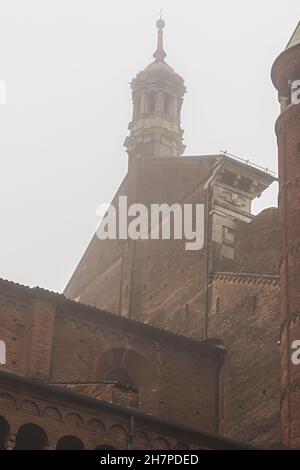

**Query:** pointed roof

left=285, top=20, right=300, bottom=50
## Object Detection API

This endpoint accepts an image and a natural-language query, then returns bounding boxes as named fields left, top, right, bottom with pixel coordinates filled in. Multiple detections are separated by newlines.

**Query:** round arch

left=15, top=423, right=48, bottom=450
left=96, top=348, right=161, bottom=414
left=96, top=347, right=160, bottom=390
left=56, top=435, right=85, bottom=450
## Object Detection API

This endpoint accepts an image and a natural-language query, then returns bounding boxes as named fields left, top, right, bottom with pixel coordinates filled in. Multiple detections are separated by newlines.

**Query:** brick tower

left=272, top=21, right=300, bottom=448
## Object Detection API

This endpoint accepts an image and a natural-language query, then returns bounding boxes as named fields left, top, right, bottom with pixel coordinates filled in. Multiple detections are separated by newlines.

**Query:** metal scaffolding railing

left=219, top=150, right=277, bottom=177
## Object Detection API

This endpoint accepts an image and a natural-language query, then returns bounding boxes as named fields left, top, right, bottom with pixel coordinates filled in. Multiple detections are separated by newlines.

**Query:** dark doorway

left=56, top=435, right=85, bottom=450
left=15, top=423, right=48, bottom=450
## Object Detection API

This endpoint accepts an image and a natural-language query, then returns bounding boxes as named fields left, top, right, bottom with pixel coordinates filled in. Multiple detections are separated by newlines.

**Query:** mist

left=0, top=0, right=298, bottom=292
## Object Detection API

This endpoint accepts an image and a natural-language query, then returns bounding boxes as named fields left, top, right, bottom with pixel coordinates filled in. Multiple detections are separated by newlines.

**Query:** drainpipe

left=213, top=356, right=222, bottom=434
left=128, top=157, right=142, bottom=318
left=203, top=161, right=223, bottom=339
left=128, top=416, right=134, bottom=450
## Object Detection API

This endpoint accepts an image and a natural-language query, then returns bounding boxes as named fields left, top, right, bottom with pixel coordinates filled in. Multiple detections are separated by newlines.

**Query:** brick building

left=0, top=278, right=247, bottom=450
left=0, top=19, right=299, bottom=450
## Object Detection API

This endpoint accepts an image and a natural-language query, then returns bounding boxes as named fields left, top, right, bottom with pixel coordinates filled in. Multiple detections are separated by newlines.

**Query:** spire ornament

left=153, top=15, right=167, bottom=62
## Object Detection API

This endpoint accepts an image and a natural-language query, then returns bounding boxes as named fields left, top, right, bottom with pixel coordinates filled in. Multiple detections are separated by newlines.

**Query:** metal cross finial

left=159, top=8, right=163, bottom=19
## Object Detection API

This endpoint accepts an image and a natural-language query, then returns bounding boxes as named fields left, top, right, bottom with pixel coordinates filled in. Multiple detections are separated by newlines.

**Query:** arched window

left=96, top=348, right=160, bottom=409
left=56, top=435, right=85, bottom=450
left=137, top=96, right=143, bottom=115
left=15, top=423, right=48, bottom=450
left=148, top=91, right=156, bottom=113
left=0, top=416, right=9, bottom=450
left=163, top=93, right=172, bottom=116
left=134, top=96, right=142, bottom=120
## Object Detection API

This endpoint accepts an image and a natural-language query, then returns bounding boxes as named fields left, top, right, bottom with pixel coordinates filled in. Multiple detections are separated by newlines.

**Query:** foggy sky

left=0, top=0, right=299, bottom=293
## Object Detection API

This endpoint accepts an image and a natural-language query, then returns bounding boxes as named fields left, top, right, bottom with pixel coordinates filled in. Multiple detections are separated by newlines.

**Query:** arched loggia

left=56, top=435, right=85, bottom=450
left=15, top=423, right=48, bottom=450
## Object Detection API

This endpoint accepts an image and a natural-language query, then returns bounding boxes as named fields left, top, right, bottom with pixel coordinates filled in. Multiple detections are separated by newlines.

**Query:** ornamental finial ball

left=156, top=18, right=166, bottom=30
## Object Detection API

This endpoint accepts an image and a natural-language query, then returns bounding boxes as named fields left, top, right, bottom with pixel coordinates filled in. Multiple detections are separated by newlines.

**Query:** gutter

left=203, top=160, right=224, bottom=339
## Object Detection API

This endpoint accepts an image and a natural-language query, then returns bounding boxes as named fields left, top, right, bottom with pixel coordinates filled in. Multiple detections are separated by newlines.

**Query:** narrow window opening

left=148, top=91, right=156, bottom=113
left=163, top=93, right=172, bottom=116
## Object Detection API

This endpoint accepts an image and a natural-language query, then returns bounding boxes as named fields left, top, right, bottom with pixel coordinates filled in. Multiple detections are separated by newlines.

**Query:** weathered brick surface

left=62, top=151, right=282, bottom=449
left=64, top=156, right=217, bottom=338
left=232, top=208, right=280, bottom=275
left=50, top=303, right=218, bottom=432
left=27, top=297, right=56, bottom=380
left=0, top=279, right=223, bottom=444
left=208, top=274, right=281, bottom=448
left=0, top=372, right=246, bottom=450
left=0, top=285, right=32, bottom=377
left=272, top=42, right=300, bottom=448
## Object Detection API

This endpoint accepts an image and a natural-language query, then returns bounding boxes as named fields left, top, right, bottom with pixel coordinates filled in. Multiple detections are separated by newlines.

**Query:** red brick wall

left=64, top=156, right=216, bottom=338
left=0, top=280, right=219, bottom=436
left=208, top=273, right=281, bottom=448
left=26, top=297, right=56, bottom=380
left=50, top=304, right=218, bottom=433
left=0, top=283, right=57, bottom=381
left=0, top=290, right=30, bottom=377
left=273, top=44, right=300, bottom=448
left=233, top=208, right=280, bottom=275
left=0, top=376, right=238, bottom=450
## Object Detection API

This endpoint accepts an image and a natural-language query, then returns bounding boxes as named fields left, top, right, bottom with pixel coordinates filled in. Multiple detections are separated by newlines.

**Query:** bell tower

left=124, top=18, right=186, bottom=159
left=272, top=21, right=300, bottom=448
